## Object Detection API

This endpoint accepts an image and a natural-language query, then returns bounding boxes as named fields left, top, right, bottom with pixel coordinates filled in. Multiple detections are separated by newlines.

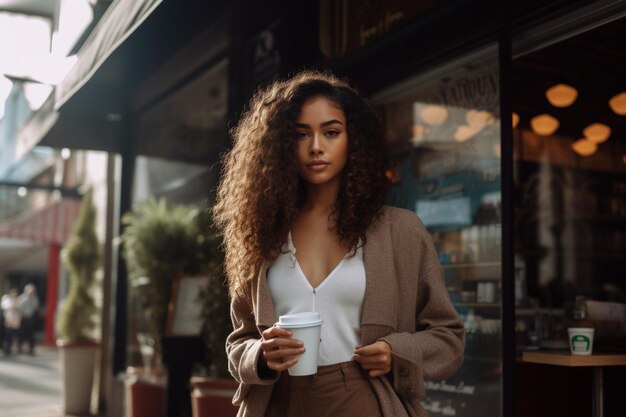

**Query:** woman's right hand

left=260, top=326, right=305, bottom=372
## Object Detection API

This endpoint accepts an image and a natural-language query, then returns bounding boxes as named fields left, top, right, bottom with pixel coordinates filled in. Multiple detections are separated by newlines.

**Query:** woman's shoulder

left=380, top=205, right=428, bottom=234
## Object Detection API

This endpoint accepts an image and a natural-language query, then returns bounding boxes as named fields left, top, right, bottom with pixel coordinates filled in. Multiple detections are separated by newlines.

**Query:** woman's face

left=295, top=96, right=348, bottom=188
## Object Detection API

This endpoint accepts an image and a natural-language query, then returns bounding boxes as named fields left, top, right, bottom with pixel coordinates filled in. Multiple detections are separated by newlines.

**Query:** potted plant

left=189, top=215, right=238, bottom=417
left=56, top=189, right=100, bottom=416
left=121, top=198, right=211, bottom=417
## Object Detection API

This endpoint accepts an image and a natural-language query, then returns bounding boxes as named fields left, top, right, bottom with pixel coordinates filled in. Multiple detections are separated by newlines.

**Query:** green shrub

left=122, top=199, right=231, bottom=376
left=57, top=189, right=100, bottom=342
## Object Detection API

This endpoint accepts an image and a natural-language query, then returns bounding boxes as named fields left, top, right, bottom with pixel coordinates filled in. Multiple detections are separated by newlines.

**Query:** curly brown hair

left=213, top=70, right=390, bottom=297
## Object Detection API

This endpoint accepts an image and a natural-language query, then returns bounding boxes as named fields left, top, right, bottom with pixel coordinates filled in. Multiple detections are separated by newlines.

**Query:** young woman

left=214, top=71, right=464, bottom=417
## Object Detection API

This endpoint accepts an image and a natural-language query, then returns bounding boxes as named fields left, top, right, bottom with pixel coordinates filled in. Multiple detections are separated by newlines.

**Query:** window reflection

left=374, top=49, right=502, bottom=417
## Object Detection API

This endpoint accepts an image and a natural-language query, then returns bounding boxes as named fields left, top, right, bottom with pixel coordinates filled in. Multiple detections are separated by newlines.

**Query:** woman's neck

left=301, top=181, right=340, bottom=214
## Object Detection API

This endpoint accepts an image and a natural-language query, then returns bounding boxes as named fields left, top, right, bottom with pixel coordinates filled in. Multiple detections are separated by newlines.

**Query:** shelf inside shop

left=515, top=307, right=564, bottom=316
left=515, top=208, right=626, bottom=223
left=520, top=250, right=626, bottom=261
left=447, top=275, right=501, bottom=282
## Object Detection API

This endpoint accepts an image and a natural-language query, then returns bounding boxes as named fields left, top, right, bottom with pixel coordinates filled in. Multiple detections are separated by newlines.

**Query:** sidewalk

left=0, top=346, right=65, bottom=417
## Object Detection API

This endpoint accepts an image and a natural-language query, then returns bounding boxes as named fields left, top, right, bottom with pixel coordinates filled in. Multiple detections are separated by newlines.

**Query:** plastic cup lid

left=277, top=312, right=323, bottom=328
left=568, top=327, right=594, bottom=332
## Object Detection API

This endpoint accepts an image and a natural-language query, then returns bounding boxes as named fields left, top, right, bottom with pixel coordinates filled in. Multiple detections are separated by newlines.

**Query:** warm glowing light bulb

left=411, top=124, right=428, bottom=146
left=609, top=92, right=626, bottom=115
left=420, top=105, right=448, bottom=125
left=572, top=139, right=597, bottom=156
left=512, top=112, right=520, bottom=129
left=545, top=83, right=578, bottom=107
left=466, top=110, right=495, bottom=128
left=454, top=125, right=481, bottom=142
left=583, top=123, right=611, bottom=144
left=530, top=114, right=559, bottom=136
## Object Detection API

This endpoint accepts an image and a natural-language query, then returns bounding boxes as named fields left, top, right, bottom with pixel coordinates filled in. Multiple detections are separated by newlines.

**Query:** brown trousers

left=264, top=361, right=383, bottom=417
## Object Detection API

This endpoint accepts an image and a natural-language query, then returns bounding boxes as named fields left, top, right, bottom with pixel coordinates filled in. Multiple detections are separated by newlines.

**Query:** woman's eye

left=326, top=130, right=340, bottom=137
left=296, top=131, right=309, bottom=139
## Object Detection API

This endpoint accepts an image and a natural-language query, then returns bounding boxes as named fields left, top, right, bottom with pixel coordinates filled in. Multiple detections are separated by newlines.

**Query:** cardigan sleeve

left=226, top=285, right=280, bottom=386
left=379, top=212, right=465, bottom=400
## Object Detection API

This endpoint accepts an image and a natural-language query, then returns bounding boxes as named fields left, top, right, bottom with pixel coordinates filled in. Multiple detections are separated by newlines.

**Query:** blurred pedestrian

left=18, top=283, right=40, bottom=355
left=215, top=71, right=464, bottom=417
left=1, top=288, right=21, bottom=355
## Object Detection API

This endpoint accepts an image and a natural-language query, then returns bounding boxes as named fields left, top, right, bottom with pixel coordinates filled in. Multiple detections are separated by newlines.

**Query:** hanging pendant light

left=530, top=114, right=559, bottom=136
left=412, top=124, right=428, bottom=139
left=583, top=123, right=611, bottom=144
left=466, top=110, right=495, bottom=128
left=411, top=124, right=428, bottom=146
left=420, top=105, right=448, bottom=125
left=512, top=112, right=520, bottom=129
left=609, top=92, right=626, bottom=115
left=572, top=139, right=597, bottom=156
left=454, top=125, right=481, bottom=142
left=546, top=83, right=578, bottom=107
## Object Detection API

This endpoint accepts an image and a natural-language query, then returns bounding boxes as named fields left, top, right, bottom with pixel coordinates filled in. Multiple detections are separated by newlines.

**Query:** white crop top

left=267, top=234, right=365, bottom=366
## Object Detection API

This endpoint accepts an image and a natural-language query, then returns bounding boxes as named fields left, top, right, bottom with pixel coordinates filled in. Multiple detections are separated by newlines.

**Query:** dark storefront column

left=113, top=121, right=135, bottom=374
left=499, top=34, right=516, bottom=417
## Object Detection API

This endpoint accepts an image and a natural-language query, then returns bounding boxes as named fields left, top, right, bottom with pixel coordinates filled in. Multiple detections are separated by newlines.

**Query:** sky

left=0, top=0, right=93, bottom=118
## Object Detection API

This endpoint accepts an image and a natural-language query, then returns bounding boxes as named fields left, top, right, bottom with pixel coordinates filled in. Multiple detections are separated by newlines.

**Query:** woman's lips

left=308, top=161, right=330, bottom=171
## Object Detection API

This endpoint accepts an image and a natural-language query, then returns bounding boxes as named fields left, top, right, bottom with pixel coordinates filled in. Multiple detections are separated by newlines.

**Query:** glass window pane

left=512, top=17, right=626, bottom=350
left=126, top=59, right=229, bottom=368
left=373, top=46, right=502, bottom=417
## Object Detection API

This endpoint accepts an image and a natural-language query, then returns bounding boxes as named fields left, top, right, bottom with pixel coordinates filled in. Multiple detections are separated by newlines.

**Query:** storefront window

left=132, top=156, right=214, bottom=207
left=126, top=59, right=229, bottom=368
left=512, top=17, right=626, bottom=352
left=374, top=47, right=502, bottom=416
left=136, top=59, right=229, bottom=167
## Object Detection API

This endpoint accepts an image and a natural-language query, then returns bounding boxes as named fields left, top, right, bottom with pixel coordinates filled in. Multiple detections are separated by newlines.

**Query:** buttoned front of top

left=267, top=239, right=366, bottom=365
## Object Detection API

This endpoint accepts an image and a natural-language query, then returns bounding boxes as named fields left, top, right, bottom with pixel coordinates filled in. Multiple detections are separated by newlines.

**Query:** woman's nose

left=309, top=134, right=323, bottom=156
left=309, top=147, right=323, bottom=156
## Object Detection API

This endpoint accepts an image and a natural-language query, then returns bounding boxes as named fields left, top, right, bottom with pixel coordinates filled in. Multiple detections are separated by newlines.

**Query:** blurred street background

left=0, top=347, right=63, bottom=417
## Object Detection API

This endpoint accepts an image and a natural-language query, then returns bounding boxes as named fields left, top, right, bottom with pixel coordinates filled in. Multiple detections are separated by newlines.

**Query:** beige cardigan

left=226, top=206, right=465, bottom=417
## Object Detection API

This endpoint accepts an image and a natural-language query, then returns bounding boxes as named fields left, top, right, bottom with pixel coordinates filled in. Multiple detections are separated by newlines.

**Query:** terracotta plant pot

left=190, top=377, right=238, bottom=417
left=57, top=340, right=100, bottom=415
left=125, top=366, right=167, bottom=417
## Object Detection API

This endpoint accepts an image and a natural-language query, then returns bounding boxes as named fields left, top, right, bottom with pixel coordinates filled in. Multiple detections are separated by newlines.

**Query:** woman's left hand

left=353, top=341, right=392, bottom=377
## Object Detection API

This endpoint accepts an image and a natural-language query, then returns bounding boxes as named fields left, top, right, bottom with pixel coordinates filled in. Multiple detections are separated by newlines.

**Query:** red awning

left=0, top=198, right=82, bottom=245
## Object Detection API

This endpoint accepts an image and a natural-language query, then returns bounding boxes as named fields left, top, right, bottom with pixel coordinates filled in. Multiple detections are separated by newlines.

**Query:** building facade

left=5, top=1, right=625, bottom=416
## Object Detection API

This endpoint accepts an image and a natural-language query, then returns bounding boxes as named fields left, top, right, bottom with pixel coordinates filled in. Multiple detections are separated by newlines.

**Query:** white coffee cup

left=568, top=327, right=595, bottom=356
left=276, top=312, right=323, bottom=376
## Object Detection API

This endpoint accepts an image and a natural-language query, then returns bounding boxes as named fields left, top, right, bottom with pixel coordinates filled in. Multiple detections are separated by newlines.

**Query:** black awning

left=16, top=90, right=124, bottom=154
left=54, top=0, right=163, bottom=110
left=13, top=0, right=163, bottom=156
left=15, top=0, right=227, bottom=155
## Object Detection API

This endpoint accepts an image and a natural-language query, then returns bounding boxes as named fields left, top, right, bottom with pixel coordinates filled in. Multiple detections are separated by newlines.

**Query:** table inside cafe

left=522, top=351, right=626, bottom=417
